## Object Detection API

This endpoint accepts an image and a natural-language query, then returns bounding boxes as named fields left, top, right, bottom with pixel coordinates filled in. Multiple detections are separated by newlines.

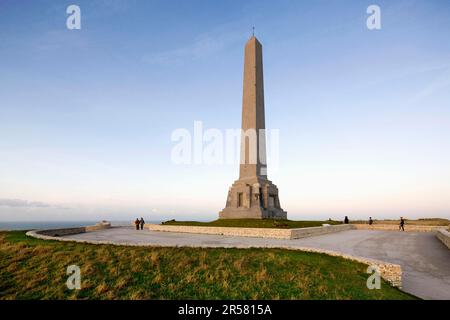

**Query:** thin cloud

left=412, top=66, right=450, bottom=103
left=92, top=0, right=132, bottom=14
left=0, top=198, right=70, bottom=210
left=0, top=199, right=51, bottom=208
left=144, top=36, right=225, bottom=65
left=33, top=30, right=89, bottom=53
left=143, top=22, right=246, bottom=65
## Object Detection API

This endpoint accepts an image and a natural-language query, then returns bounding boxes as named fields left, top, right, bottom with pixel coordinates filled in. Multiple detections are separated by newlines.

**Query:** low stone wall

left=30, top=222, right=112, bottom=238
left=436, top=229, right=450, bottom=249
left=275, top=246, right=402, bottom=288
left=37, top=227, right=87, bottom=237
left=85, top=223, right=111, bottom=232
left=290, top=224, right=355, bottom=239
left=148, top=224, right=292, bottom=239
left=147, top=224, right=355, bottom=240
left=353, top=224, right=443, bottom=232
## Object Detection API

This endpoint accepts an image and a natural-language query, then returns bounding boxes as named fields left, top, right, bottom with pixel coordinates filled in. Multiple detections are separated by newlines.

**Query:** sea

left=0, top=220, right=162, bottom=231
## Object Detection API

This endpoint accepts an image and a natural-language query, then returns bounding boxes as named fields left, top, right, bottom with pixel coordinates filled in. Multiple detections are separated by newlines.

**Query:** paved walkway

left=64, top=227, right=450, bottom=300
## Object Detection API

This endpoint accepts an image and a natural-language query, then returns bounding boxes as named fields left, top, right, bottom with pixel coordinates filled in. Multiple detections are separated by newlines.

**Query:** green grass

left=0, top=231, right=417, bottom=300
left=162, top=219, right=342, bottom=229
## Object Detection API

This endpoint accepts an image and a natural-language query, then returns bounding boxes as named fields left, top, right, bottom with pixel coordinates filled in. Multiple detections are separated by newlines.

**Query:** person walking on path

left=344, top=216, right=349, bottom=224
left=369, top=217, right=373, bottom=225
left=134, top=218, right=140, bottom=230
left=139, top=217, right=145, bottom=230
left=399, top=217, right=405, bottom=231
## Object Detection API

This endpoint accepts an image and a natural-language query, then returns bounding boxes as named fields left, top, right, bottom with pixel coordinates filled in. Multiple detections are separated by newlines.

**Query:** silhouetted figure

left=140, top=217, right=145, bottom=230
left=344, top=216, right=349, bottom=224
left=399, top=217, right=405, bottom=231
left=369, top=217, right=373, bottom=225
left=134, top=218, right=140, bottom=230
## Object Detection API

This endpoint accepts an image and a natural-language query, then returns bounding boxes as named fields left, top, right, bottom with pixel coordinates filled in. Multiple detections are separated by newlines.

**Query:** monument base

left=219, top=177, right=287, bottom=220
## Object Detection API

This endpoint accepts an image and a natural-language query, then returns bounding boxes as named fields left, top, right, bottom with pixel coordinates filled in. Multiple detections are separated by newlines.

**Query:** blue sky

left=0, top=0, right=449, bottom=222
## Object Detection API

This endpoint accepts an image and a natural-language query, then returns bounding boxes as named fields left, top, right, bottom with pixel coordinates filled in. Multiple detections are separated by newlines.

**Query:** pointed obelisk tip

left=247, top=26, right=261, bottom=45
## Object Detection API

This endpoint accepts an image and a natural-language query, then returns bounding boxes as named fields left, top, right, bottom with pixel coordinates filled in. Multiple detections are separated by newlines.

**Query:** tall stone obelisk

left=219, top=36, right=287, bottom=220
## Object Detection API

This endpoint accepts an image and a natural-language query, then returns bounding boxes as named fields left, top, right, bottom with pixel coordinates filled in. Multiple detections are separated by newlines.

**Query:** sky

left=0, top=0, right=449, bottom=222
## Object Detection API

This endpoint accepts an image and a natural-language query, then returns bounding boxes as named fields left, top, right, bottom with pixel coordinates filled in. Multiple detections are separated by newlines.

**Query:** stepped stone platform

left=147, top=223, right=354, bottom=239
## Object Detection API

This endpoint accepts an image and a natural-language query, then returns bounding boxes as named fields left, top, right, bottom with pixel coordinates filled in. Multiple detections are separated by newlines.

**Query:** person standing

left=369, top=217, right=373, bottom=225
left=134, top=218, right=140, bottom=230
left=344, top=216, right=349, bottom=224
left=399, top=217, right=405, bottom=231
left=140, top=217, right=145, bottom=230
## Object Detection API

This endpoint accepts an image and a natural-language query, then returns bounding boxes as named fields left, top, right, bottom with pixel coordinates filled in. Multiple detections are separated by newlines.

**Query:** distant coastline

left=0, top=221, right=161, bottom=231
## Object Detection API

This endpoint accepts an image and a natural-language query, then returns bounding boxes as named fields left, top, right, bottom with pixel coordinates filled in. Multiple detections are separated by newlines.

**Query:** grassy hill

left=0, top=231, right=416, bottom=300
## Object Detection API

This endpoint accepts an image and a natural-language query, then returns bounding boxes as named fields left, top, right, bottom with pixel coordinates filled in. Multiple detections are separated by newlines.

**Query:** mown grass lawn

left=162, top=219, right=342, bottom=229
left=0, top=231, right=416, bottom=300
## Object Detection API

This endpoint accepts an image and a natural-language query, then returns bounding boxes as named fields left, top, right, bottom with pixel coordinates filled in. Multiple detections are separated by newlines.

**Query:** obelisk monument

left=219, top=36, right=287, bottom=219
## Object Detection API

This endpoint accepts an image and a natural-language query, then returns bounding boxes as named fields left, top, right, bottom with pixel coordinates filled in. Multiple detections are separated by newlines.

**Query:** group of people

left=367, top=216, right=406, bottom=231
left=134, top=217, right=145, bottom=230
left=343, top=215, right=406, bottom=231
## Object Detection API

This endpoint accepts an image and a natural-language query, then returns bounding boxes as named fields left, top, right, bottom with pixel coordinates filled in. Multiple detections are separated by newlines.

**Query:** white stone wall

left=276, top=246, right=402, bottom=288
left=29, top=224, right=112, bottom=238
left=147, top=224, right=355, bottom=240
left=36, top=227, right=87, bottom=237
left=353, top=224, right=444, bottom=232
left=148, top=224, right=293, bottom=239
left=436, top=229, right=450, bottom=249
left=290, top=224, right=355, bottom=239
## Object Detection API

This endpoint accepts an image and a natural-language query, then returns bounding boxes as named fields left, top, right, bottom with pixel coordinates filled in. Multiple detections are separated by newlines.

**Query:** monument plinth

left=219, top=36, right=287, bottom=220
